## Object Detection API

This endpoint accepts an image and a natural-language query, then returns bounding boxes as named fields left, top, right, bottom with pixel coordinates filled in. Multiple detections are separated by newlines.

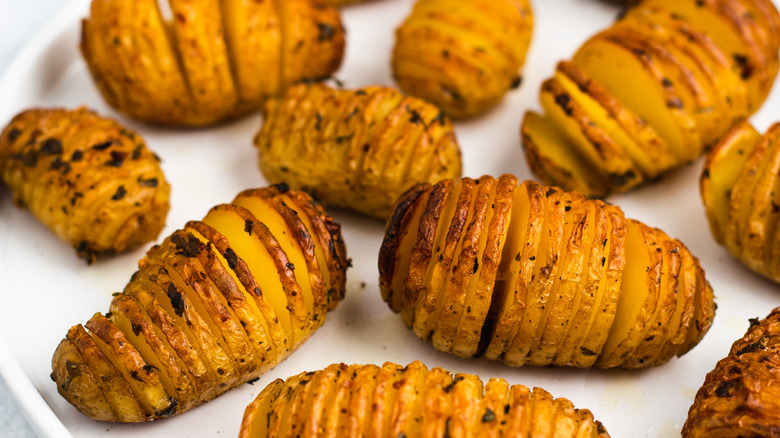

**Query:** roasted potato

left=239, top=361, right=611, bottom=437
left=255, top=83, right=462, bottom=219
left=81, top=0, right=345, bottom=126
left=522, top=0, right=780, bottom=197
left=379, top=174, right=715, bottom=368
left=682, top=307, right=780, bottom=437
left=50, top=185, right=348, bottom=422
left=392, top=0, right=534, bottom=119
left=0, top=107, right=170, bottom=263
left=700, top=121, right=780, bottom=283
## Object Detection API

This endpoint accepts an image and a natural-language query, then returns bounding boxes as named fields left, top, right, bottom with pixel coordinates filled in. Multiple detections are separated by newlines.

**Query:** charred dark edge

left=378, top=184, right=431, bottom=289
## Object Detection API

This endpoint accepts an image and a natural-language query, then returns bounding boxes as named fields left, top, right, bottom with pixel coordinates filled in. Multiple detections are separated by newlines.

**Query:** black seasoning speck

left=482, top=408, right=496, bottom=423
left=317, top=22, right=335, bottom=41
left=224, top=248, right=238, bottom=270
left=315, top=113, right=323, bottom=131
left=71, top=149, right=83, bottom=161
left=106, top=150, right=127, bottom=167
left=111, top=185, right=127, bottom=201
left=131, top=144, right=143, bottom=160
left=50, top=156, right=65, bottom=170
left=510, top=75, right=523, bottom=89
left=244, top=219, right=253, bottom=236
left=40, top=138, right=63, bottom=155
left=171, top=233, right=201, bottom=257
left=91, top=140, right=113, bottom=151
left=555, top=93, right=572, bottom=116
left=138, top=177, right=159, bottom=188
left=167, top=283, right=186, bottom=317
left=6, top=128, right=21, bottom=143
left=272, top=182, right=290, bottom=193
left=286, top=262, right=295, bottom=271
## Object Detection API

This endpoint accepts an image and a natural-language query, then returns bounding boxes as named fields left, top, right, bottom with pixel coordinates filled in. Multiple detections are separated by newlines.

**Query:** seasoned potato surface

left=0, top=107, right=170, bottom=262
left=379, top=174, right=715, bottom=368
left=51, top=185, right=348, bottom=422
left=256, top=83, right=462, bottom=219
left=240, top=361, right=611, bottom=437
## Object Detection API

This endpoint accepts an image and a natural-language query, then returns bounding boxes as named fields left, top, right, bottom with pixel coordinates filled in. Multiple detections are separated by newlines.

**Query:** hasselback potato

left=81, top=0, right=345, bottom=126
left=50, top=185, right=348, bottom=422
left=379, top=174, right=715, bottom=368
left=701, top=121, right=780, bottom=283
left=0, top=107, right=170, bottom=263
left=240, top=361, right=611, bottom=437
left=392, top=0, right=534, bottom=119
left=522, top=0, right=780, bottom=197
left=255, top=83, right=462, bottom=219
left=682, top=307, right=780, bottom=437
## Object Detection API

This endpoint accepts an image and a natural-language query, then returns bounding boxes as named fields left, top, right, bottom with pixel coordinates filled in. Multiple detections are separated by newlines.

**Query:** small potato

left=240, top=361, right=611, bottom=437
left=392, top=0, right=534, bottom=119
left=379, top=175, right=715, bottom=368
left=683, top=308, right=780, bottom=437
left=255, top=83, right=462, bottom=219
left=0, top=107, right=170, bottom=263
left=700, top=121, right=780, bottom=283
left=81, top=0, right=345, bottom=126
left=50, top=185, right=348, bottom=422
left=522, top=0, right=780, bottom=197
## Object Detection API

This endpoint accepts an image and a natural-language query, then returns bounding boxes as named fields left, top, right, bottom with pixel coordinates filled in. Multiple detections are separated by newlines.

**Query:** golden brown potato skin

left=379, top=175, right=715, bottom=368
left=51, top=185, right=348, bottom=422
left=392, top=0, right=533, bottom=119
left=239, top=361, right=611, bottom=438
left=683, top=308, right=780, bottom=437
left=700, top=121, right=780, bottom=283
left=81, top=0, right=345, bottom=126
left=255, top=83, right=462, bottom=219
left=0, top=107, right=170, bottom=263
left=522, top=0, right=780, bottom=197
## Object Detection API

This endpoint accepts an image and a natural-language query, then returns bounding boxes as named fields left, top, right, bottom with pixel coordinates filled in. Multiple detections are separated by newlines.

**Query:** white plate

left=1, top=0, right=779, bottom=436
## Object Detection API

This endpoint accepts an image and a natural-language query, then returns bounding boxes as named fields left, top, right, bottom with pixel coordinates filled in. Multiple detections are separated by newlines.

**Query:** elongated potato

left=81, top=0, right=345, bottom=126
left=700, top=121, right=780, bottom=283
left=522, top=0, right=780, bottom=197
left=0, top=107, right=170, bottom=263
left=50, top=185, right=348, bottom=422
left=239, top=361, right=611, bottom=437
left=683, top=308, right=780, bottom=437
left=392, top=0, right=534, bottom=119
left=255, top=83, right=462, bottom=219
left=379, top=175, right=715, bottom=368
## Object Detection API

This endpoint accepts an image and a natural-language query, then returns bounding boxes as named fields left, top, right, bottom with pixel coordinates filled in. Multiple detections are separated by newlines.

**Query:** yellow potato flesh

left=640, top=0, right=760, bottom=110
left=233, top=196, right=314, bottom=314
left=202, top=209, right=293, bottom=343
left=184, top=226, right=278, bottom=362
left=573, top=38, right=687, bottom=160
left=727, top=131, right=768, bottom=256
left=701, top=122, right=759, bottom=242
left=599, top=220, right=649, bottom=361
left=554, top=69, right=656, bottom=177
left=521, top=111, right=608, bottom=196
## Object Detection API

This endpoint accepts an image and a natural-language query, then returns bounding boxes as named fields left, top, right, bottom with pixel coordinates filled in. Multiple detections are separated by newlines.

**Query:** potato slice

left=527, top=191, right=588, bottom=365
left=503, top=186, right=567, bottom=366
left=85, top=313, right=175, bottom=418
left=64, top=324, right=146, bottom=422
left=521, top=111, right=609, bottom=197
left=51, top=337, right=115, bottom=422
left=366, top=363, right=406, bottom=436
left=484, top=181, right=543, bottom=361
left=654, top=239, right=695, bottom=365
left=539, top=78, right=642, bottom=192
left=109, top=294, right=197, bottom=411
left=387, top=361, right=428, bottom=436
left=378, top=185, right=430, bottom=314
left=415, top=179, right=478, bottom=340
left=239, top=379, right=284, bottom=438
left=700, top=121, right=760, bottom=243
left=573, top=33, right=698, bottom=162
left=343, top=364, right=381, bottom=435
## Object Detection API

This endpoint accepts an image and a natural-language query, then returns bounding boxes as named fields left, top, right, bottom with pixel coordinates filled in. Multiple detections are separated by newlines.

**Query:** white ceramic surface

left=1, top=0, right=780, bottom=437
